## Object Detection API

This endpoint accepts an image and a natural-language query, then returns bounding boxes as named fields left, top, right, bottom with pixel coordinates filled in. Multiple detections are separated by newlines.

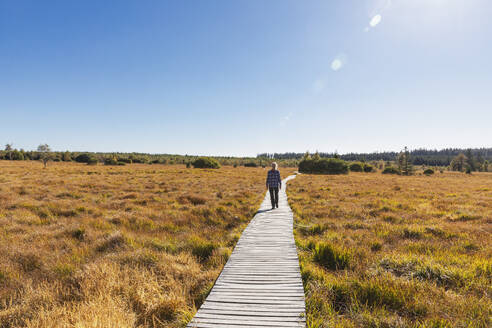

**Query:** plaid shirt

left=266, top=169, right=281, bottom=188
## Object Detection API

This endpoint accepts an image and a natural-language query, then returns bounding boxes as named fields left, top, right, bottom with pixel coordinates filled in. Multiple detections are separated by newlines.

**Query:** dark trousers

left=269, top=187, right=279, bottom=208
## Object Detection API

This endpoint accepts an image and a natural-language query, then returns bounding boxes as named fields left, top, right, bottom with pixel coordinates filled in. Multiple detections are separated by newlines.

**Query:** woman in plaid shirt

left=266, top=162, right=281, bottom=209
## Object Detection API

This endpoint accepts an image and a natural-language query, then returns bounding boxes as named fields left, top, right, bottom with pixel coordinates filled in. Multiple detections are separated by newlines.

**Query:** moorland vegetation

left=1, top=144, right=490, bottom=328
left=0, top=161, right=293, bottom=327
left=287, top=172, right=491, bottom=327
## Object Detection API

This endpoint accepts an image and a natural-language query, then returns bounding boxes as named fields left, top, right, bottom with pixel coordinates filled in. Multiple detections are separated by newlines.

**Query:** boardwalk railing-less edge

left=188, top=175, right=305, bottom=328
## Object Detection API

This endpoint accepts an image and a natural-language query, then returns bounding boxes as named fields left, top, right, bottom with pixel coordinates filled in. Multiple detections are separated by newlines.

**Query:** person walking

left=266, top=162, right=281, bottom=209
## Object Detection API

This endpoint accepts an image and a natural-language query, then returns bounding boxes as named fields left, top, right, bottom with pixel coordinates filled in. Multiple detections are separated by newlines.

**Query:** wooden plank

left=187, top=175, right=305, bottom=327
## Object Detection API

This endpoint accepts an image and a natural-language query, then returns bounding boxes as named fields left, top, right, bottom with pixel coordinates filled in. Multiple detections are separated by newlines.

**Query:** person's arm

left=266, top=171, right=270, bottom=189
left=278, top=171, right=282, bottom=189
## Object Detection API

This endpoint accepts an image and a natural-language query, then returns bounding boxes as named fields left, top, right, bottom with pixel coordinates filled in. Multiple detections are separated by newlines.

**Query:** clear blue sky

left=1, top=0, right=491, bottom=156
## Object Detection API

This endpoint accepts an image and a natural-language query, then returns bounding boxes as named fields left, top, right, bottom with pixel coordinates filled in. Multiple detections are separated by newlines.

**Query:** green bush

left=363, top=164, right=374, bottom=172
left=423, top=168, right=434, bottom=175
left=87, top=157, right=98, bottom=165
left=244, top=162, right=258, bottom=167
left=313, top=242, right=351, bottom=270
left=128, top=154, right=149, bottom=164
left=11, top=150, right=24, bottom=160
left=298, top=158, right=348, bottom=175
left=349, top=162, right=364, bottom=172
left=75, top=154, right=91, bottom=163
left=118, top=157, right=132, bottom=164
left=192, top=157, right=220, bottom=169
left=382, top=166, right=400, bottom=175
left=104, top=157, right=118, bottom=166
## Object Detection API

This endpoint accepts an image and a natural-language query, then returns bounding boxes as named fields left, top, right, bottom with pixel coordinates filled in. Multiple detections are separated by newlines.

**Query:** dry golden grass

left=287, top=171, right=491, bottom=328
left=0, top=161, right=292, bottom=328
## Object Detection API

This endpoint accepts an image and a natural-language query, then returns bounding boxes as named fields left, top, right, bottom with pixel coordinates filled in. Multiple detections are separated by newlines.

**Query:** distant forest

left=257, top=148, right=492, bottom=167
left=1, top=144, right=491, bottom=169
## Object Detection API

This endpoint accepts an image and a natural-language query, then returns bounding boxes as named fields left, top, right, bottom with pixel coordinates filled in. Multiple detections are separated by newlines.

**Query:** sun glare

left=370, top=14, right=382, bottom=27
left=331, top=59, right=342, bottom=71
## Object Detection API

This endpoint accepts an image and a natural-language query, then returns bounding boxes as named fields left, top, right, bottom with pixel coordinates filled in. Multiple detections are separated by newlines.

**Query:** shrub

left=104, top=157, right=118, bottom=166
left=382, top=167, right=400, bottom=175
left=192, top=157, right=220, bottom=169
left=62, top=151, right=72, bottom=161
left=87, top=157, right=98, bottom=165
left=313, top=242, right=351, bottom=270
left=11, top=150, right=24, bottom=160
left=244, top=162, right=257, bottom=167
left=75, top=154, right=91, bottom=163
left=118, top=157, right=133, bottom=164
left=349, top=162, right=364, bottom=172
left=363, top=164, right=374, bottom=172
left=129, top=154, right=148, bottom=163
left=298, top=158, right=348, bottom=175
left=423, top=168, right=434, bottom=175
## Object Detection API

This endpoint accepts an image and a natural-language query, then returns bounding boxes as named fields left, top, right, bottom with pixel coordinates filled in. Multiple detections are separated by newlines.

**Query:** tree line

left=1, top=143, right=489, bottom=172
left=258, top=147, right=491, bottom=169
left=0, top=144, right=294, bottom=167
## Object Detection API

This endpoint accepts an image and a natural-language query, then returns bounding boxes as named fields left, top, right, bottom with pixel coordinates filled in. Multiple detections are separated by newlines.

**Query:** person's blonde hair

left=271, top=162, right=278, bottom=169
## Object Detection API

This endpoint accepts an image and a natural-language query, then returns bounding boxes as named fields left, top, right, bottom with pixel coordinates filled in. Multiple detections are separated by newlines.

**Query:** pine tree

left=404, top=147, right=413, bottom=175
left=465, top=149, right=476, bottom=171
left=476, top=152, right=485, bottom=171
left=397, top=147, right=413, bottom=175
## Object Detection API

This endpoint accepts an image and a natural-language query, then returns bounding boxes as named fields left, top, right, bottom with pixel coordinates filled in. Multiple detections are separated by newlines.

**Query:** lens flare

left=331, top=59, right=342, bottom=71
left=370, top=14, right=382, bottom=27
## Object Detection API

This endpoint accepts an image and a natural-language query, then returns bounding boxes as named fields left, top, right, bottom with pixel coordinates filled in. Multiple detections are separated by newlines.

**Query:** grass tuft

left=96, top=231, right=127, bottom=252
left=313, top=242, right=351, bottom=270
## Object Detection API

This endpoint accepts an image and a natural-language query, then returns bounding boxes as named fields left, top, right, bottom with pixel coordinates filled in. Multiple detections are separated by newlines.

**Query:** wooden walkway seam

left=188, top=175, right=306, bottom=328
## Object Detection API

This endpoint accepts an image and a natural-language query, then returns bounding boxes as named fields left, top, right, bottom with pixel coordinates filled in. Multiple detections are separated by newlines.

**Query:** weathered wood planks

left=187, top=175, right=305, bottom=328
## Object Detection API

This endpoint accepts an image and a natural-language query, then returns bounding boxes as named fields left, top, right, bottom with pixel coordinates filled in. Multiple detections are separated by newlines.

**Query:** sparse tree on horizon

left=5, top=143, right=13, bottom=160
left=397, top=147, right=413, bottom=175
left=37, top=144, right=52, bottom=168
left=450, top=153, right=467, bottom=172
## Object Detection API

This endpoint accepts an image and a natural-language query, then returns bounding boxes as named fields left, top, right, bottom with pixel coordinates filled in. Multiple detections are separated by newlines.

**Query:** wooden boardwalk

left=188, top=175, right=305, bottom=328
